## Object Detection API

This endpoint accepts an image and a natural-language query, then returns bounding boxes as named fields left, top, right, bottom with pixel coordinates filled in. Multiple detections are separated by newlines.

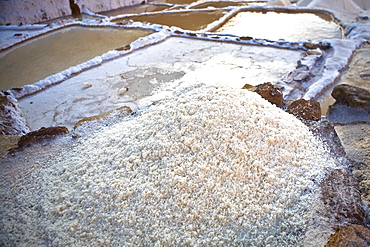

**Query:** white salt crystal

left=1, top=84, right=338, bottom=246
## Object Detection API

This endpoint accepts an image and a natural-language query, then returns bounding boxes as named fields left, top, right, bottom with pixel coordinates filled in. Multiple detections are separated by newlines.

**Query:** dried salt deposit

left=1, top=85, right=338, bottom=246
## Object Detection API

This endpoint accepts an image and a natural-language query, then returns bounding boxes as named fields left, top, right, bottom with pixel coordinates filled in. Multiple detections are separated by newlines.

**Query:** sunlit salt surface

left=216, top=11, right=342, bottom=41
left=114, top=10, right=227, bottom=31
left=1, top=84, right=337, bottom=246
left=0, top=26, right=154, bottom=91
left=18, top=37, right=303, bottom=131
left=0, top=26, right=45, bottom=43
left=39, top=14, right=104, bottom=25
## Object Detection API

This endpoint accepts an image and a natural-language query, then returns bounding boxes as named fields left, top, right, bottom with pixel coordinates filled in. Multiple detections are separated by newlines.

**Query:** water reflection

left=216, top=11, right=342, bottom=41
left=0, top=26, right=153, bottom=91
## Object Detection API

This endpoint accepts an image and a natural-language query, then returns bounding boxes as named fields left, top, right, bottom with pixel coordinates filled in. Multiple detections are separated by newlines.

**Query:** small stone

left=306, top=49, right=322, bottom=56
left=186, top=32, right=197, bottom=37
left=331, top=84, right=370, bottom=112
left=353, top=170, right=362, bottom=178
left=82, top=83, right=92, bottom=88
left=286, top=99, right=321, bottom=121
left=319, top=41, right=331, bottom=49
left=325, top=224, right=370, bottom=247
left=241, top=84, right=256, bottom=90
left=116, top=20, right=132, bottom=25
left=118, top=87, right=129, bottom=95
left=320, top=169, right=366, bottom=226
left=327, top=104, right=370, bottom=124
left=360, top=74, right=370, bottom=79
left=115, top=45, right=131, bottom=51
left=303, top=42, right=319, bottom=49
left=73, top=106, right=132, bottom=134
left=0, top=135, right=20, bottom=157
left=328, top=84, right=370, bottom=124
left=306, top=119, right=346, bottom=157
left=293, top=71, right=309, bottom=81
left=253, top=82, right=283, bottom=107
left=239, top=36, right=253, bottom=41
left=17, top=126, right=69, bottom=148
left=358, top=16, right=369, bottom=21
left=0, top=95, right=29, bottom=135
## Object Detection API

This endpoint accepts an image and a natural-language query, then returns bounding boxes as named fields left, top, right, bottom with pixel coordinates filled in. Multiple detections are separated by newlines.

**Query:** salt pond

left=0, top=26, right=153, bottom=91
left=215, top=11, right=343, bottom=41
left=0, top=3, right=349, bottom=131
left=113, top=10, right=228, bottom=31
left=99, top=4, right=169, bottom=16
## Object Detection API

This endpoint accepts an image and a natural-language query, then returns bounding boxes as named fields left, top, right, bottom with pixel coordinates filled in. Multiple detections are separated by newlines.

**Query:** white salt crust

left=0, top=85, right=337, bottom=246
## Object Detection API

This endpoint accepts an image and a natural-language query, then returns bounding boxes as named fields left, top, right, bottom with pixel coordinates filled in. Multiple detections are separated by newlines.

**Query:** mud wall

left=0, top=0, right=142, bottom=25
left=75, top=0, right=142, bottom=13
left=353, top=0, right=370, bottom=9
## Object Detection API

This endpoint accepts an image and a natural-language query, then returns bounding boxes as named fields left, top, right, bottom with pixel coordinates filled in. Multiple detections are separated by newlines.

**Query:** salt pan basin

left=99, top=4, right=169, bottom=16
left=0, top=26, right=154, bottom=91
left=1, top=84, right=337, bottom=246
left=18, top=37, right=304, bottom=130
left=216, top=11, right=342, bottom=42
left=114, top=10, right=227, bottom=31
left=150, top=0, right=198, bottom=4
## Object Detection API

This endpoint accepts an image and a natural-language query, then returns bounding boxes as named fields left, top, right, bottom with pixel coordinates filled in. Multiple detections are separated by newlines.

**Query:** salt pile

left=1, top=84, right=337, bottom=246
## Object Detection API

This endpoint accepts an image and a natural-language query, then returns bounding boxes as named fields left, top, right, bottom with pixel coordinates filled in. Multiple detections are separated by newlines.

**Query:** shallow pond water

left=150, top=0, right=198, bottom=5
left=190, top=1, right=249, bottom=9
left=114, top=10, right=227, bottom=31
left=216, top=11, right=342, bottom=41
left=99, top=4, right=169, bottom=16
left=0, top=26, right=153, bottom=91
left=190, top=1, right=263, bottom=9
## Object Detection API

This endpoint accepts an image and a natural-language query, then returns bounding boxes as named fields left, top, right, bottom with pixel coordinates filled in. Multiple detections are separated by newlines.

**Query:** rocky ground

left=325, top=43, right=370, bottom=216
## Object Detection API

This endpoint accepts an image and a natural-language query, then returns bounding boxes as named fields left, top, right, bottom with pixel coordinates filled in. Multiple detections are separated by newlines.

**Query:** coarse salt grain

left=1, top=84, right=337, bottom=246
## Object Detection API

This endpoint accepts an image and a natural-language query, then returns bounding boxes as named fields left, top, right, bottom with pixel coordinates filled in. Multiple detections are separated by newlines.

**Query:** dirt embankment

left=0, top=0, right=143, bottom=25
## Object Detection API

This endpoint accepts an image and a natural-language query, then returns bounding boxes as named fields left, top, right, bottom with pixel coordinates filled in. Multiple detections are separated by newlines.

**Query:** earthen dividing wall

left=0, top=0, right=142, bottom=25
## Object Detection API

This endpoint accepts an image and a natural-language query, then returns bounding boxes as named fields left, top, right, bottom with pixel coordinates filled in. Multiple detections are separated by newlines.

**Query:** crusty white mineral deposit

left=1, top=84, right=337, bottom=246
